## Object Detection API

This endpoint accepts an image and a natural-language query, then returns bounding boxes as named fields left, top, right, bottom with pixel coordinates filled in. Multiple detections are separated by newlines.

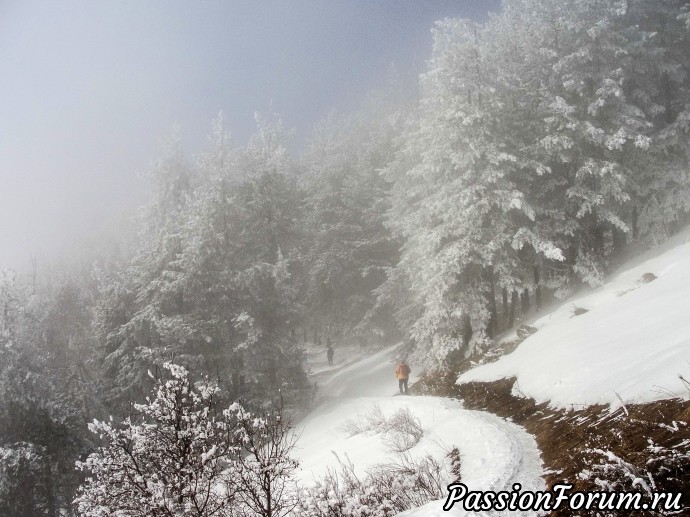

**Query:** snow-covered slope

left=295, top=344, right=544, bottom=516
left=458, top=229, right=690, bottom=409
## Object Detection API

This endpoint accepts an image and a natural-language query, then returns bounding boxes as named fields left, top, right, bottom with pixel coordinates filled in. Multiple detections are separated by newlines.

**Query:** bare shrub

left=578, top=442, right=690, bottom=515
left=367, top=453, right=446, bottom=509
left=381, top=430, right=418, bottom=453
left=338, top=404, right=387, bottom=436
left=381, top=408, right=424, bottom=452
left=294, top=448, right=452, bottom=517
left=339, top=405, right=423, bottom=452
left=447, top=446, right=462, bottom=482
left=337, top=417, right=366, bottom=438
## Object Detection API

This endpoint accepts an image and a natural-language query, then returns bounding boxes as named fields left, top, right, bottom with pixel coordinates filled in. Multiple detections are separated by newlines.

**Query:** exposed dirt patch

left=518, top=324, right=540, bottom=339
left=641, top=272, right=658, bottom=284
left=413, top=375, right=690, bottom=516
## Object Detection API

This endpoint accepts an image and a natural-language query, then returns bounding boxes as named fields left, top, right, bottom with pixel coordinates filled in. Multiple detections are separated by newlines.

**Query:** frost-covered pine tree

left=175, top=113, right=307, bottom=403
left=384, top=0, right=690, bottom=367
left=94, top=115, right=309, bottom=408
left=0, top=272, right=92, bottom=516
left=517, top=0, right=652, bottom=290
left=384, top=18, right=564, bottom=364
left=95, top=127, right=198, bottom=406
left=298, top=96, right=404, bottom=344
left=625, top=0, right=690, bottom=241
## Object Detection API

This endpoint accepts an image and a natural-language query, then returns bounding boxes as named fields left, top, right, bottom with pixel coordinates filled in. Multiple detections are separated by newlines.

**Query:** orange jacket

left=395, top=363, right=411, bottom=380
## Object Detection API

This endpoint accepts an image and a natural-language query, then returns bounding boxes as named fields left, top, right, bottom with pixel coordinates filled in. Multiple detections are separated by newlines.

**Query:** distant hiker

left=327, top=340, right=334, bottom=366
left=395, top=359, right=411, bottom=395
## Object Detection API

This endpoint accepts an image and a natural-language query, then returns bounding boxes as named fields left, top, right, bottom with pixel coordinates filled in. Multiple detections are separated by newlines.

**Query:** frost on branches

left=74, top=363, right=299, bottom=517
left=382, top=0, right=690, bottom=367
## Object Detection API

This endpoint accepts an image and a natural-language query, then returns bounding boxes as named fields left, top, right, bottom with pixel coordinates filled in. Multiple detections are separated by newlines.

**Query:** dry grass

left=419, top=375, right=690, bottom=516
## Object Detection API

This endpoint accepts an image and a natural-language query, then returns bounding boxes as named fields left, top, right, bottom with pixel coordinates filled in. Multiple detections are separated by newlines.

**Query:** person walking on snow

left=395, top=359, right=411, bottom=395
left=326, top=338, right=334, bottom=366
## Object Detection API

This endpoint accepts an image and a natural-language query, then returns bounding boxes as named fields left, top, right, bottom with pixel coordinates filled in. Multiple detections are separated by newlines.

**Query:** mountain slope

left=459, top=228, right=690, bottom=409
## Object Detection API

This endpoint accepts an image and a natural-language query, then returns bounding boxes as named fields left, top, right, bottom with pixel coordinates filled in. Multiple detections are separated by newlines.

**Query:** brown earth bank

left=412, top=371, right=690, bottom=516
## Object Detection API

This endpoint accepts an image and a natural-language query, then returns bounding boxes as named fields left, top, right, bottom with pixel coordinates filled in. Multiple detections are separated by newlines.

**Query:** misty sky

left=0, top=0, right=500, bottom=272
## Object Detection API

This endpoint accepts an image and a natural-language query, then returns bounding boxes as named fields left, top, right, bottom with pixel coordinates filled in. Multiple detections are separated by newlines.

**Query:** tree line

left=383, top=0, right=690, bottom=363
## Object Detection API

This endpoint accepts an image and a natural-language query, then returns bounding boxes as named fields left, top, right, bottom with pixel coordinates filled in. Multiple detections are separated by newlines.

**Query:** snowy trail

left=309, top=343, right=414, bottom=398
left=294, top=345, right=546, bottom=516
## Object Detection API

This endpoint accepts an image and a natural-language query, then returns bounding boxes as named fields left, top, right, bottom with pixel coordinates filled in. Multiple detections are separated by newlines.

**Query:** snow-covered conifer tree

left=299, top=97, right=404, bottom=344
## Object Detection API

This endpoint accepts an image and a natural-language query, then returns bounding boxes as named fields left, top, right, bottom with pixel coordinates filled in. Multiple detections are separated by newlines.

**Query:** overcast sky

left=0, top=0, right=500, bottom=272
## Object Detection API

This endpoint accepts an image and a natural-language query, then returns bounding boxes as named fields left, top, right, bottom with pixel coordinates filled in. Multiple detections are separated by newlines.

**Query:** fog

left=0, top=0, right=498, bottom=272
left=4, top=2, right=690, bottom=514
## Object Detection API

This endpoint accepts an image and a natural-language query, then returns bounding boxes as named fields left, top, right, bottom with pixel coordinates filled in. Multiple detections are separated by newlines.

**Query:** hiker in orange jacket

left=395, top=359, right=411, bottom=395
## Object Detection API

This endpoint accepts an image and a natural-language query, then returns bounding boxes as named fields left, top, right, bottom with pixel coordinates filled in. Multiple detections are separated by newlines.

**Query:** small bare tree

left=229, top=400, right=300, bottom=517
left=75, top=363, right=299, bottom=517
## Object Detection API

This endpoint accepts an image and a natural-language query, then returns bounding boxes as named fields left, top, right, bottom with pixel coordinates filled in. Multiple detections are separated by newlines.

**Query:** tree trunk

left=502, top=288, right=508, bottom=329
left=662, top=72, right=674, bottom=124
left=533, top=266, right=542, bottom=310
left=177, top=290, right=184, bottom=313
left=509, top=290, right=518, bottom=327
left=593, top=223, right=605, bottom=255
left=45, top=458, right=56, bottom=517
left=462, top=313, right=473, bottom=349
left=487, top=267, right=497, bottom=338
left=612, top=226, right=627, bottom=256
left=232, top=353, right=244, bottom=398
left=521, top=289, right=530, bottom=315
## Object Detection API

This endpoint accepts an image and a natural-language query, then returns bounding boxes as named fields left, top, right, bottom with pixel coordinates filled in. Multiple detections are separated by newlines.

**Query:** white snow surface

left=295, top=344, right=545, bottom=516
left=458, top=229, right=690, bottom=409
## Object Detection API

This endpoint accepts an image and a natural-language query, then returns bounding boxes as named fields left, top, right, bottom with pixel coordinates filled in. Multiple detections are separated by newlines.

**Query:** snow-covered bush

left=339, top=404, right=388, bottom=437
left=294, top=450, right=450, bottom=517
left=74, top=362, right=299, bottom=517
left=381, top=408, right=424, bottom=453
left=586, top=448, right=655, bottom=496
left=339, top=405, right=423, bottom=452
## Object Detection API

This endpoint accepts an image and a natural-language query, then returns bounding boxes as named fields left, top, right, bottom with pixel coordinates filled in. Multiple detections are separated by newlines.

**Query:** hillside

left=436, top=230, right=690, bottom=515
left=292, top=231, right=690, bottom=516
left=458, top=228, right=690, bottom=409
